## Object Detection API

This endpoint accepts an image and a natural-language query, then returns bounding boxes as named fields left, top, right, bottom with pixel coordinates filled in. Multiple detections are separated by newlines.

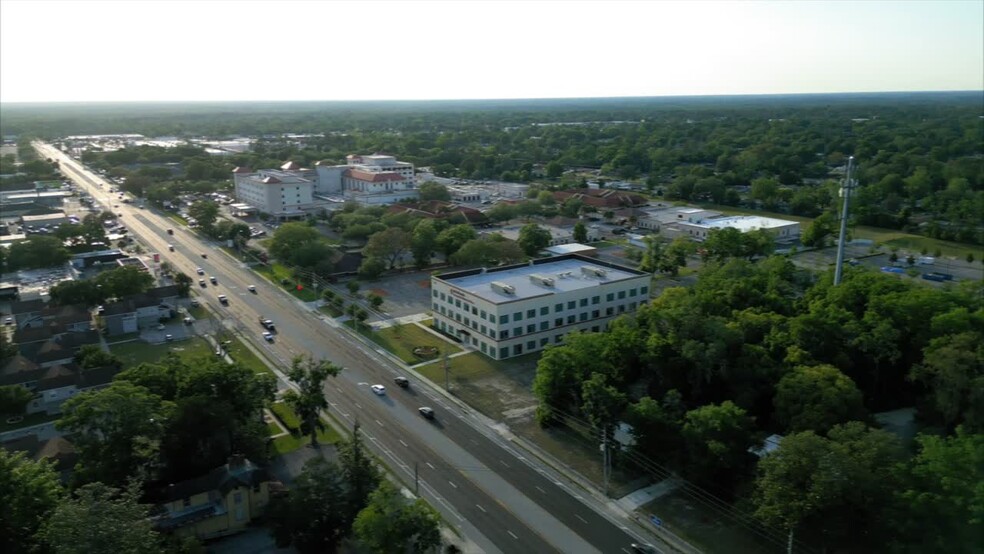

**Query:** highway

left=38, top=142, right=664, bottom=554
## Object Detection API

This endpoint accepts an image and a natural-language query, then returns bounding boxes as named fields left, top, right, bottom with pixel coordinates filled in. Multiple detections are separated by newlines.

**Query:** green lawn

left=165, top=213, right=189, bottom=226
left=0, top=411, right=59, bottom=433
left=254, top=262, right=321, bottom=302
left=416, top=351, right=538, bottom=385
left=268, top=402, right=341, bottom=455
left=223, top=334, right=276, bottom=377
left=363, top=323, right=461, bottom=365
left=185, top=304, right=208, bottom=320
left=111, top=337, right=213, bottom=368
left=319, top=304, right=345, bottom=318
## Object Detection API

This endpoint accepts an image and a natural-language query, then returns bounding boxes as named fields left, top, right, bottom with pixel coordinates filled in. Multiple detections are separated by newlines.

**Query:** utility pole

left=443, top=350, right=450, bottom=391
left=834, top=156, right=857, bottom=286
left=601, top=428, right=610, bottom=497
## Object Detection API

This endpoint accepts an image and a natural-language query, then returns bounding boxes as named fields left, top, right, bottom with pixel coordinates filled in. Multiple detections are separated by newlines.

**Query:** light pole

left=833, top=156, right=857, bottom=286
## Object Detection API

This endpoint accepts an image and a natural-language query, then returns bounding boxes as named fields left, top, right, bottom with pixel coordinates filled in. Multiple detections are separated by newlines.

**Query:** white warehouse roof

left=686, top=215, right=798, bottom=232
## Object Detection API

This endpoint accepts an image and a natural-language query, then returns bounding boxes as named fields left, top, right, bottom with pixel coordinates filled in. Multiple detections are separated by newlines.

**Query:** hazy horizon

left=2, top=0, right=981, bottom=104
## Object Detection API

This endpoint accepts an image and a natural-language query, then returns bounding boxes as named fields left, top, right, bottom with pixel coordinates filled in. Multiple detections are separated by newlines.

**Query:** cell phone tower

left=833, top=156, right=857, bottom=286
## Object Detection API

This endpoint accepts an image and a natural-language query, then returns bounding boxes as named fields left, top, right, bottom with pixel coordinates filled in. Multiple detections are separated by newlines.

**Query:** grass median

left=254, top=262, right=321, bottom=302
left=110, top=337, right=213, bottom=368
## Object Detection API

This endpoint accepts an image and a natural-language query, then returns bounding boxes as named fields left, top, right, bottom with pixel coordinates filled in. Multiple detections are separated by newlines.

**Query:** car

left=4, top=317, right=13, bottom=325
left=196, top=267, right=204, bottom=275
left=394, top=376, right=409, bottom=388
left=630, top=544, right=658, bottom=554
left=183, top=317, right=193, bottom=325
left=247, top=285, right=256, bottom=293
left=217, top=294, right=228, bottom=304
left=166, top=229, right=174, bottom=235
left=168, top=244, right=174, bottom=252
left=418, top=407, right=435, bottom=420
left=201, top=253, right=208, bottom=258
left=156, top=323, right=165, bottom=330
left=96, top=305, right=106, bottom=315
left=199, top=279, right=207, bottom=287
left=370, top=384, right=386, bottom=396
left=190, top=299, right=200, bottom=307
left=164, top=334, right=174, bottom=342
left=209, top=276, right=217, bottom=284
left=262, top=331, right=274, bottom=342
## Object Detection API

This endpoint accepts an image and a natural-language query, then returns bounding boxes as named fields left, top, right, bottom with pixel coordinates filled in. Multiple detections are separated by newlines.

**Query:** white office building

left=673, top=215, right=800, bottom=242
left=232, top=166, right=314, bottom=219
left=315, top=154, right=418, bottom=205
left=431, top=255, right=650, bottom=359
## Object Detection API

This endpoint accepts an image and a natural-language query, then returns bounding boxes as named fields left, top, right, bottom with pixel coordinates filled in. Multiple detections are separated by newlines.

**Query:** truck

left=921, top=272, right=954, bottom=282
left=258, top=316, right=275, bottom=331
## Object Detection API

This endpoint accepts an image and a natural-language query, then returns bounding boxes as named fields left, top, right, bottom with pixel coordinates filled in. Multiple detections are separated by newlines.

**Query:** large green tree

left=517, top=223, right=551, bottom=256
left=436, top=224, right=477, bottom=258
left=269, top=222, right=322, bottom=262
left=39, top=483, right=164, bottom=554
left=910, top=331, right=984, bottom=432
left=773, top=364, right=866, bottom=434
left=283, top=356, right=341, bottom=446
left=338, top=423, right=382, bottom=526
left=269, top=457, right=349, bottom=553
left=364, top=227, right=411, bottom=269
left=93, top=266, right=154, bottom=298
left=188, top=200, right=219, bottom=232
left=681, top=401, right=756, bottom=488
left=353, top=482, right=442, bottom=554
left=6, top=235, right=70, bottom=271
left=411, top=218, right=439, bottom=268
left=418, top=181, right=451, bottom=201
left=0, top=449, right=64, bottom=554
left=0, top=384, right=35, bottom=416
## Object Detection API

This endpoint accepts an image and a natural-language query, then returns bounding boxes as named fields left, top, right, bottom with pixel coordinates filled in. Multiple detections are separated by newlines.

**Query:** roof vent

left=490, top=281, right=515, bottom=295
left=529, top=273, right=555, bottom=287
left=580, top=266, right=608, bottom=279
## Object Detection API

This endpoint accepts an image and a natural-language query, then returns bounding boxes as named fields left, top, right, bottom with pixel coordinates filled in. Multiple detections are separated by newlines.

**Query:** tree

left=338, top=423, right=382, bottom=526
left=74, top=344, right=122, bottom=370
left=56, top=381, right=174, bottom=486
left=47, top=280, right=103, bottom=306
left=93, top=266, right=154, bottom=298
left=173, top=272, right=192, bottom=297
left=545, top=160, right=564, bottom=179
left=0, top=384, right=34, bottom=416
left=346, top=280, right=360, bottom=296
left=357, top=257, right=386, bottom=280
left=639, top=236, right=664, bottom=274
left=0, top=449, right=63, bottom=554
left=364, top=227, right=411, bottom=269
left=773, top=364, right=866, bottom=434
left=418, top=181, right=451, bottom=201
left=517, top=223, right=551, bottom=256
left=532, top=332, right=609, bottom=425
left=660, top=237, right=692, bottom=275
left=573, top=221, right=588, bottom=242
left=411, top=219, right=439, bottom=268
left=269, top=458, right=349, bottom=553
left=188, top=200, right=219, bottom=232
left=6, top=235, right=70, bottom=271
left=450, top=236, right=523, bottom=266
left=283, top=357, right=341, bottom=446
left=580, top=372, right=628, bottom=438
left=39, top=482, right=164, bottom=554
left=892, top=427, right=984, bottom=552
left=750, top=177, right=780, bottom=208
left=436, top=224, right=477, bottom=258
left=367, top=293, right=384, bottom=310
left=270, top=222, right=322, bottom=262
left=353, top=482, right=442, bottom=554
left=626, top=392, right=684, bottom=465
left=967, top=253, right=975, bottom=264
left=752, top=423, right=903, bottom=552
left=910, top=331, right=984, bottom=431
left=681, top=401, right=756, bottom=487
left=801, top=212, right=836, bottom=248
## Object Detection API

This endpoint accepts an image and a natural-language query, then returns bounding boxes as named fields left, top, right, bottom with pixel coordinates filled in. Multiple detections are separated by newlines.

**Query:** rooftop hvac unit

left=580, top=266, right=608, bottom=278
left=529, top=273, right=555, bottom=287
left=490, top=281, right=516, bottom=295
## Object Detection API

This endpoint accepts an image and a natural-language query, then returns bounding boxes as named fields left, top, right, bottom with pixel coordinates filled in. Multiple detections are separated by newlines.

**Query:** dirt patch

left=369, top=288, right=389, bottom=297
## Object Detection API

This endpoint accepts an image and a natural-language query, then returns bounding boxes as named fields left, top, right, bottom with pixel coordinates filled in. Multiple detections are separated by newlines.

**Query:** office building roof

left=685, top=215, right=798, bottom=231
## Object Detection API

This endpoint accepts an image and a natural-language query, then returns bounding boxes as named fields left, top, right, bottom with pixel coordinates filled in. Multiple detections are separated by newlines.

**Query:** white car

left=196, top=267, right=205, bottom=275
left=370, top=384, right=386, bottom=396
left=262, top=331, right=274, bottom=342
left=217, top=294, right=228, bottom=305
left=247, top=285, right=256, bottom=293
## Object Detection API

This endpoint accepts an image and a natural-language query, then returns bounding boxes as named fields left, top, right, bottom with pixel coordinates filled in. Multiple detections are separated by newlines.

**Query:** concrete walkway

left=370, top=312, right=433, bottom=330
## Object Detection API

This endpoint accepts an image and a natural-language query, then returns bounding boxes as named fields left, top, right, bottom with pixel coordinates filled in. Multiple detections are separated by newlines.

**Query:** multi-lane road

left=37, top=142, right=667, bottom=554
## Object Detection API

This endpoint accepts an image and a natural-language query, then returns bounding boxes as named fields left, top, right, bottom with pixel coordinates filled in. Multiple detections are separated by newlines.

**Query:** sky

left=1, top=0, right=981, bottom=103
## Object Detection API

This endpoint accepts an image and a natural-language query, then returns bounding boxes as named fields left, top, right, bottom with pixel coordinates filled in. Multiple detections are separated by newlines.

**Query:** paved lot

left=354, top=270, right=436, bottom=319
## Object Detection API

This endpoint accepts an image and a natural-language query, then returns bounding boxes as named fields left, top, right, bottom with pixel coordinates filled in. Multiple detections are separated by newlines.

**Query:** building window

left=592, top=310, right=600, bottom=318
left=555, top=334, right=563, bottom=343
left=481, top=343, right=487, bottom=353
left=641, top=286, right=649, bottom=296
left=618, top=291, right=626, bottom=299
left=606, top=293, right=614, bottom=302
left=629, top=302, right=637, bottom=310
left=555, top=303, right=563, bottom=312
left=455, top=313, right=462, bottom=322
left=527, top=324, right=535, bottom=334
left=500, top=314, right=509, bottom=324
left=579, top=298, right=588, bottom=307
left=579, top=312, right=588, bottom=322
left=527, top=340, right=535, bottom=350
left=629, top=288, right=637, bottom=297
left=592, top=296, right=600, bottom=305
left=480, top=325, right=487, bottom=334
left=540, top=337, right=549, bottom=347
left=567, top=301, right=575, bottom=310
left=514, top=326, right=522, bottom=336
left=480, top=310, right=487, bottom=319
left=513, top=312, right=523, bottom=321
left=592, top=325, right=600, bottom=332
left=618, top=305, right=626, bottom=313
left=500, top=330, right=509, bottom=339
left=464, top=317, right=470, bottom=327
left=567, top=315, right=575, bottom=324
left=606, top=307, right=614, bottom=316
left=500, top=347, right=509, bottom=359
left=555, top=318, right=563, bottom=327
left=455, top=299, right=462, bottom=308
left=540, top=306, right=549, bottom=316
left=527, top=309, right=536, bottom=319
left=540, top=321, right=549, bottom=331
left=513, top=344, right=523, bottom=355
left=472, top=306, right=478, bottom=315
left=432, top=290, right=438, bottom=297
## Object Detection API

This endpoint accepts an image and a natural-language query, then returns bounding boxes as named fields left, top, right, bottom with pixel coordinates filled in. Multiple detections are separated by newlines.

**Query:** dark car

left=418, top=407, right=435, bottom=420
left=394, top=376, right=410, bottom=388
left=200, top=252, right=208, bottom=259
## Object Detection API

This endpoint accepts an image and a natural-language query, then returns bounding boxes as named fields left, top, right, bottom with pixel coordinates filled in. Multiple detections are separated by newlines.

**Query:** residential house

left=101, top=286, right=181, bottom=336
left=9, top=298, right=46, bottom=329
left=150, top=455, right=283, bottom=541
left=0, top=435, right=78, bottom=482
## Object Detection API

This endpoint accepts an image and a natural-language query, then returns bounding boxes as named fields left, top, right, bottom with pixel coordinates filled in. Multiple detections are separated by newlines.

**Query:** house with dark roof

left=10, top=298, right=46, bottom=329
left=150, top=455, right=282, bottom=541
left=0, top=435, right=78, bottom=482
left=387, top=200, right=489, bottom=226
left=553, top=189, right=648, bottom=209
left=25, top=361, right=121, bottom=415
left=101, top=286, right=180, bottom=336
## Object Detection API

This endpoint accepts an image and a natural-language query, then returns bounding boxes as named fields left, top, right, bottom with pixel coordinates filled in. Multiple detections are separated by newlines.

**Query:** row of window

left=434, top=302, right=639, bottom=339
left=438, top=320, right=608, bottom=359
left=433, top=285, right=648, bottom=325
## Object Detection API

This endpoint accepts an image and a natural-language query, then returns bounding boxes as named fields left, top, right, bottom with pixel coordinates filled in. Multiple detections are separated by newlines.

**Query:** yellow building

left=151, top=455, right=282, bottom=540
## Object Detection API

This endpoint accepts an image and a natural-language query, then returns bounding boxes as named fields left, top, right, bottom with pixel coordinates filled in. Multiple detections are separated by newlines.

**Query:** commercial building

left=316, top=154, right=418, bottom=205
left=431, top=255, right=650, bottom=359
left=672, top=215, right=800, bottom=243
left=232, top=165, right=314, bottom=219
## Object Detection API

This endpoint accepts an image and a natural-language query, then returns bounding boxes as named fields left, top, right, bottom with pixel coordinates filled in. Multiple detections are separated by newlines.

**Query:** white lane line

left=425, top=462, right=435, bottom=469
left=399, top=439, right=408, bottom=447
left=336, top=387, right=343, bottom=393
left=354, top=402, right=362, bottom=409
left=475, top=504, right=486, bottom=513
left=575, top=514, right=587, bottom=523
left=499, top=459, right=509, bottom=468
left=535, top=486, right=546, bottom=494
left=448, top=481, right=457, bottom=489
left=375, top=419, right=384, bottom=427
left=507, top=530, right=518, bottom=540
left=622, top=549, right=632, bottom=554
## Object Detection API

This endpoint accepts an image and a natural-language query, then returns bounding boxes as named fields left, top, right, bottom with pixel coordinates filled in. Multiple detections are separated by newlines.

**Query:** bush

left=270, top=402, right=302, bottom=436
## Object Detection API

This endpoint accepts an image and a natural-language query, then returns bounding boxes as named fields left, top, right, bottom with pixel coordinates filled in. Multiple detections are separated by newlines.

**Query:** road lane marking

left=575, top=514, right=587, bottom=523
left=535, top=486, right=546, bottom=494
left=475, top=504, right=486, bottom=513
left=507, top=530, right=518, bottom=539
left=449, top=481, right=457, bottom=489
left=499, top=459, right=509, bottom=468
left=354, top=402, right=362, bottom=409
left=425, top=462, right=435, bottom=469
left=399, top=439, right=408, bottom=447
left=375, top=419, right=384, bottom=427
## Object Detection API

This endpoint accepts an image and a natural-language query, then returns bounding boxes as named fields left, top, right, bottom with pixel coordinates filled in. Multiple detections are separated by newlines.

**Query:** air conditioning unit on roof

left=580, top=266, right=607, bottom=278
left=490, top=281, right=515, bottom=295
